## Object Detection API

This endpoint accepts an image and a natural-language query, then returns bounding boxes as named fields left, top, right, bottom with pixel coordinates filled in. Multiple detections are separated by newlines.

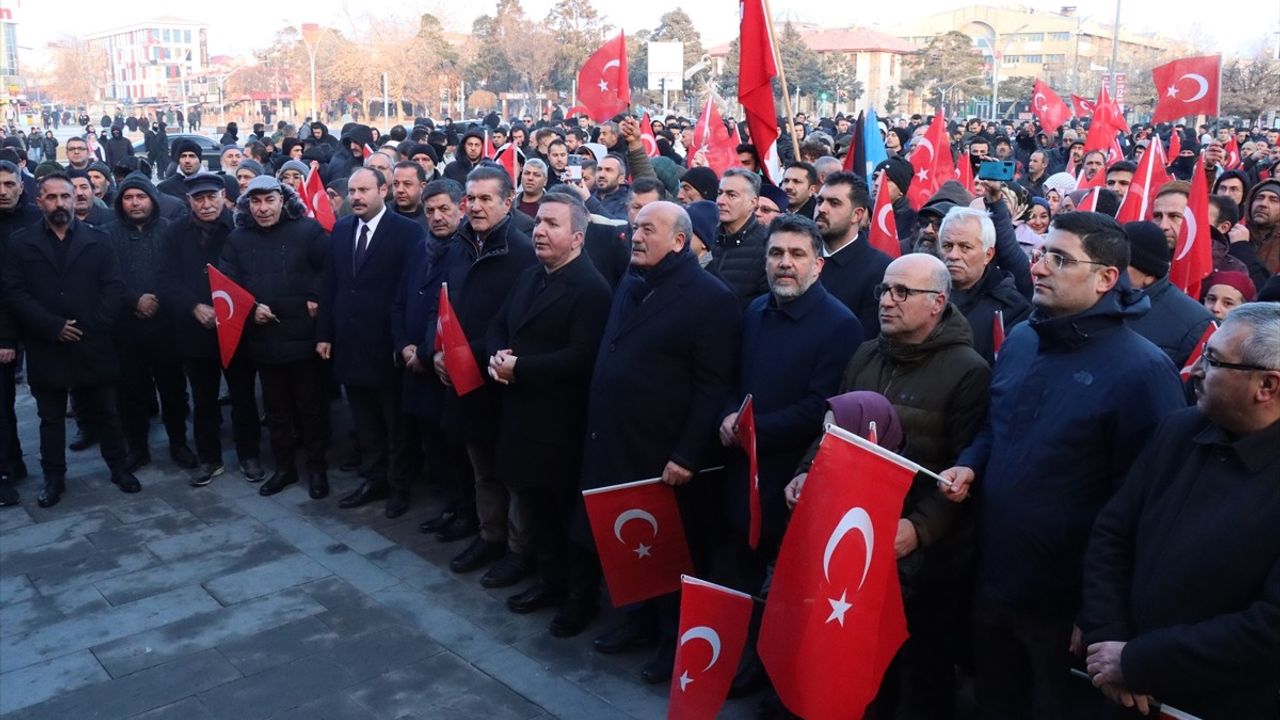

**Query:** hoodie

left=443, top=127, right=486, bottom=185
left=106, top=173, right=170, bottom=330
left=105, top=126, right=134, bottom=168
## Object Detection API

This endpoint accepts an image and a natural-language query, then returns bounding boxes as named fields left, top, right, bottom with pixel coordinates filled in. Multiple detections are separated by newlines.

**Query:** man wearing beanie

left=157, top=138, right=207, bottom=199
left=874, top=155, right=918, bottom=239
left=677, top=166, right=718, bottom=206
left=1244, top=178, right=1280, bottom=279
left=407, top=143, right=441, bottom=182
left=1123, top=220, right=1214, bottom=367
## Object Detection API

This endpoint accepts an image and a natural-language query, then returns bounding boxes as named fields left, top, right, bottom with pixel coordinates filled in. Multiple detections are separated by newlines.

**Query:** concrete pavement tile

left=344, top=653, right=543, bottom=720
left=108, top=497, right=179, bottom=525
left=0, top=583, right=110, bottom=639
left=0, top=585, right=221, bottom=673
left=0, top=508, right=122, bottom=553
left=0, top=505, right=35, bottom=532
left=371, top=585, right=519, bottom=660
left=0, top=649, right=111, bottom=715
left=293, top=577, right=401, bottom=635
left=196, top=654, right=368, bottom=720
left=126, top=696, right=218, bottom=720
left=144, top=518, right=268, bottom=562
left=91, top=587, right=327, bottom=677
left=231, top=494, right=297, bottom=523
left=84, top=511, right=207, bottom=552
left=269, top=694, right=380, bottom=720
left=469, top=643, right=652, bottom=720
left=361, top=545, right=449, bottom=590
left=26, top=544, right=158, bottom=595
left=309, top=545, right=401, bottom=595
left=215, top=616, right=339, bottom=676
left=201, top=554, right=332, bottom=605
left=0, top=536, right=97, bottom=577
left=0, top=574, right=35, bottom=605
left=94, top=538, right=298, bottom=605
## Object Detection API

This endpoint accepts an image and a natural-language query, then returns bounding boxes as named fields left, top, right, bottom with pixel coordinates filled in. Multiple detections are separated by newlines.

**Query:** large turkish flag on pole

left=577, top=31, right=630, bottom=123
left=206, top=264, right=255, bottom=369
left=1115, top=134, right=1171, bottom=223
left=1169, top=155, right=1213, bottom=299
left=1070, top=93, right=1097, bottom=118
left=300, top=161, right=335, bottom=232
left=667, top=576, right=754, bottom=720
left=758, top=425, right=914, bottom=720
left=1151, top=55, right=1221, bottom=124
left=691, top=95, right=742, bottom=178
left=1031, top=78, right=1071, bottom=135
left=437, top=283, right=485, bottom=396
left=905, top=109, right=953, bottom=211
left=583, top=477, right=695, bottom=607
left=738, top=0, right=782, bottom=184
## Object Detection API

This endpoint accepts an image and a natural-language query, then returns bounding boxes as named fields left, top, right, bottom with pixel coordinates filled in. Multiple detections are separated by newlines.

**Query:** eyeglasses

left=1199, top=352, right=1277, bottom=373
left=873, top=283, right=942, bottom=303
left=1030, top=247, right=1109, bottom=272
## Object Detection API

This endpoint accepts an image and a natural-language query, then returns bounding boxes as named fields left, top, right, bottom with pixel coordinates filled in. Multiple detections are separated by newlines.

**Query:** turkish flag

left=1115, top=135, right=1171, bottom=223
left=1180, top=322, right=1217, bottom=381
left=842, top=111, right=862, bottom=172
left=300, top=160, right=335, bottom=232
left=1151, top=55, right=1221, bottom=124
left=992, top=309, right=1005, bottom=361
left=733, top=395, right=761, bottom=550
left=362, top=143, right=374, bottom=160
left=437, top=283, right=485, bottom=396
left=1093, top=83, right=1130, bottom=135
left=868, top=171, right=901, bottom=259
left=1223, top=135, right=1242, bottom=170
left=955, top=150, right=975, bottom=194
left=577, top=31, right=630, bottom=123
left=1168, top=129, right=1183, bottom=162
left=206, top=264, right=255, bottom=369
left=691, top=95, right=742, bottom=178
left=758, top=425, right=913, bottom=720
left=905, top=109, right=953, bottom=211
left=639, top=113, right=660, bottom=158
left=483, top=130, right=498, bottom=161
left=1170, top=155, right=1213, bottom=299
left=1070, top=93, right=1096, bottom=118
left=496, top=143, right=520, bottom=185
left=583, top=477, right=695, bottom=607
left=1031, top=79, right=1071, bottom=135
left=738, top=0, right=782, bottom=184
left=668, top=576, right=754, bottom=720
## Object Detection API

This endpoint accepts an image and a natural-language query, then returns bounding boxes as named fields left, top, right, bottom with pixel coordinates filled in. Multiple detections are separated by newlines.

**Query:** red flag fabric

left=667, top=577, right=754, bottom=720
left=1180, top=322, right=1217, bottom=381
left=583, top=478, right=695, bottom=607
left=577, top=31, right=630, bottom=123
left=301, top=161, right=336, bottom=232
left=1031, top=79, right=1071, bottom=135
left=758, top=425, right=913, bottom=720
left=437, top=283, right=485, bottom=396
left=1115, top=135, right=1171, bottom=223
left=1151, top=55, right=1221, bottom=124
left=691, top=95, right=741, bottom=178
left=639, top=113, right=660, bottom=158
left=1223, top=136, right=1242, bottom=170
left=1070, top=94, right=1096, bottom=118
left=362, top=143, right=374, bottom=160
left=1170, top=155, right=1213, bottom=299
left=842, top=111, right=863, bottom=172
left=206, top=264, right=255, bottom=369
left=738, top=0, right=782, bottom=184
left=1093, top=83, right=1130, bottom=135
left=868, top=171, right=901, bottom=259
left=496, top=143, right=519, bottom=185
left=955, top=150, right=975, bottom=194
left=483, top=131, right=498, bottom=161
left=905, top=109, right=954, bottom=211
left=992, top=309, right=1005, bottom=361
left=734, top=395, right=761, bottom=550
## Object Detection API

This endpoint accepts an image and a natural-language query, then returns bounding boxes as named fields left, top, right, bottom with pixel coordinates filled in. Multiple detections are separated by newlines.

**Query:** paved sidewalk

left=0, top=386, right=760, bottom=719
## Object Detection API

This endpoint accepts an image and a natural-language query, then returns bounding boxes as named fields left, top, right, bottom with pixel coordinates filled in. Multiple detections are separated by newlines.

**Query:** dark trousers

left=514, top=483, right=578, bottom=590
left=185, top=354, right=260, bottom=465
left=115, top=332, right=188, bottom=453
left=258, top=357, right=330, bottom=473
left=31, top=384, right=128, bottom=478
left=347, top=384, right=412, bottom=494
left=1, top=359, right=21, bottom=472
left=468, top=439, right=531, bottom=554
left=411, top=416, right=474, bottom=513
left=866, top=580, right=969, bottom=720
left=972, top=600, right=1103, bottom=720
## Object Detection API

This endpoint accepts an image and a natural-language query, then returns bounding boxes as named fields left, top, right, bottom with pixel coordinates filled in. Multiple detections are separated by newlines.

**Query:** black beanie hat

left=171, top=138, right=201, bottom=161
left=874, top=156, right=914, bottom=194
left=407, top=143, right=439, bottom=163
left=680, top=166, right=719, bottom=202
left=1124, top=221, right=1171, bottom=278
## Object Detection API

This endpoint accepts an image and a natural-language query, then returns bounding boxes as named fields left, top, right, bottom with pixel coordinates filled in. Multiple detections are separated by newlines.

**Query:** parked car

left=132, top=133, right=222, bottom=172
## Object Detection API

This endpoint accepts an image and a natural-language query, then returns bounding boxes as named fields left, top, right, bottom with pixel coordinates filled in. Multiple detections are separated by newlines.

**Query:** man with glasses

left=940, top=211, right=1185, bottom=718
left=1079, top=301, right=1280, bottom=718
left=63, top=137, right=92, bottom=171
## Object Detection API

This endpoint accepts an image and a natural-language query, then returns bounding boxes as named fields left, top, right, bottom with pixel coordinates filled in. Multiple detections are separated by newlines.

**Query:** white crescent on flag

left=1033, top=93, right=1047, bottom=112
left=876, top=203, right=894, bottom=237
left=211, top=290, right=234, bottom=324
left=913, top=138, right=935, bottom=165
left=822, top=507, right=874, bottom=590
left=613, top=508, right=659, bottom=559
left=679, top=625, right=723, bottom=671
left=1176, top=73, right=1210, bottom=102
left=1176, top=211, right=1198, bottom=261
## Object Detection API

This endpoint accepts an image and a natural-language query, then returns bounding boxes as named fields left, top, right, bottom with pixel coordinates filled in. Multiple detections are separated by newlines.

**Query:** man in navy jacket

left=941, top=211, right=1186, bottom=718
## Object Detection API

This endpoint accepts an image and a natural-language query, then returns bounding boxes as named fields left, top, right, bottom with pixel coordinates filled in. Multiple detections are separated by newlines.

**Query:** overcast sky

left=11, top=0, right=1280, bottom=64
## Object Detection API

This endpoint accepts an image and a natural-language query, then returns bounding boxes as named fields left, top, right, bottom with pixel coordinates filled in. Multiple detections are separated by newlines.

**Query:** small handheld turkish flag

left=691, top=95, right=742, bottom=178
left=1223, top=135, right=1242, bottom=170
left=583, top=477, right=695, bottom=607
left=496, top=143, right=520, bottom=186
left=577, top=31, right=630, bottom=123
left=667, top=576, right=754, bottom=720
left=905, top=109, right=953, bottom=211
left=1031, top=79, right=1071, bottom=135
left=992, top=309, right=1005, bottom=361
left=868, top=171, right=901, bottom=259
left=206, top=264, right=255, bottom=369
left=301, top=161, right=335, bottom=232
left=1168, top=129, right=1183, bottom=161
left=1180, top=322, right=1217, bottom=381
left=639, top=113, right=660, bottom=158
left=1115, top=134, right=1171, bottom=224
left=955, top=150, right=975, bottom=194
left=1170, top=155, right=1213, bottom=299
left=1151, top=55, right=1221, bottom=124
left=362, top=143, right=374, bottom=160
left=733, top=395, right=761, bottom=549
left=437, top=283, right=485, bottom=396
left=758, top=424, right=914, bottom=720
left=1070, top=93, right=1096, bottom=118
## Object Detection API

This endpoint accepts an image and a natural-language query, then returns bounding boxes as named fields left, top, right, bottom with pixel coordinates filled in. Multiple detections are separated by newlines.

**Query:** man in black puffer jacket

left=105, top=173, right=195, bottom=472
left=711, top=168, right=770, bottom=307
left=218, top=176, right=330, bottom=496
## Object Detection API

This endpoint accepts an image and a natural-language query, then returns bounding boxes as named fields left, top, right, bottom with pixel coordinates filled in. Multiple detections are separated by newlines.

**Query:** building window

left=163, top=29, right=171, bottom=42
left=1005, top=55, right=1020, bottom=64
left=184, top=30, right=192, bottom=44
left=150, top=29, right=159, bottom=42
left=1023, top=54, right=1042, bottom=63
left=1046, top=54, right=1066, bottom=63
left=1050, top=32, right=1071, bottom=41
left=1018, top=32, right=1044, bottom=42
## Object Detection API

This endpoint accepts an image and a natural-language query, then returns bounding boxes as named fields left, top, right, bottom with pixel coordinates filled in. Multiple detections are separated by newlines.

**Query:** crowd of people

left=0, top=102, right=1278, bottom=720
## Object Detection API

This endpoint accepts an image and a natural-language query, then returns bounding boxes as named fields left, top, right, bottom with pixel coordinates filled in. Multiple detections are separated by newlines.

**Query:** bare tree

left=46, top=36, right=108, bottom=105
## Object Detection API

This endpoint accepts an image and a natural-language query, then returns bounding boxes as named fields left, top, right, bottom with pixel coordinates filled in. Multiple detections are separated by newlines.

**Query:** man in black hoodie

left=443, top=128, right=486, bottom=185
left=105, top=173, right=196, bottom=472
left=105, top=125, right=134, bottom=168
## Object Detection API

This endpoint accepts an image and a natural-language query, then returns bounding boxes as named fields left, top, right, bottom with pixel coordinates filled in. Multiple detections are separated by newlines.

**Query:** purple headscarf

left=824, top=391, right=904, bottom=453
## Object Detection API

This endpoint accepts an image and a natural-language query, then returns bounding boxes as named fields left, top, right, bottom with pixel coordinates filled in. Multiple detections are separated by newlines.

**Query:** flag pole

left=759, top=0, right=802, bottom=159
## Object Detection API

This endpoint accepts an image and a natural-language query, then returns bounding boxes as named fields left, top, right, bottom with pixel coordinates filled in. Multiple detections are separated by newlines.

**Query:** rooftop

left=708, top=23, right=918, bottom=56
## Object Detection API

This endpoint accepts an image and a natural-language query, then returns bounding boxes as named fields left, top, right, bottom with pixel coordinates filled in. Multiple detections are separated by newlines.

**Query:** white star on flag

left=826, top=589, right=852, bottom=626
left=916, top=169, right=929, bottom=182
left=679, top=671, right=693, bottom=691
left=634, top=543, right=651, bottom=558
left=598, top=79, right=609, bottom=92
left=1166, top=85, right=1179, bottom=98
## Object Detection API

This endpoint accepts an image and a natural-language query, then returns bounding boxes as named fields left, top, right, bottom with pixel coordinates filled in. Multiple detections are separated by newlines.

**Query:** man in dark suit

left=570, top=201, right=742, bottom=684
left=431, top=166, right=538, bottom=586
left=319, top=167, right=425, bottom=516
left=815, top=171, right=893, bottom=338
left=2, top=173, right=140, bottom=507
left=485, top=192, right=613, bottom=617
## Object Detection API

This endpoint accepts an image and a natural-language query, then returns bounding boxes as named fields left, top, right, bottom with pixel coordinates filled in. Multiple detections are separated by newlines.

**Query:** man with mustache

left=938, top=206, right=1032, bottom=365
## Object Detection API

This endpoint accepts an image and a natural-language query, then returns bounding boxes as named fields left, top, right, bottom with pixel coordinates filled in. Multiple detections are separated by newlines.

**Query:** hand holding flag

left=206, top=264, right=255, bottom=369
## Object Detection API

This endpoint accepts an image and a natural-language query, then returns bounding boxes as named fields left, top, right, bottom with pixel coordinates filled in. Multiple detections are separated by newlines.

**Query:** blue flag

left=863, top=107, right=889, bottom=190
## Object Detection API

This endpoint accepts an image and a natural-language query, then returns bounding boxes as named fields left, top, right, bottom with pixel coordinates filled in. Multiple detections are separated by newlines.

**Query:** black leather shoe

left=37, top=477, right=65, bottom=508
left=169, top=443, right=198, bottom=469
left=507, top=582, right=563, bottom=614
left=0, top=477, right=19, bottom=507
left=436, top=514, right=480, bottom=543
left=68, top=431, right=97, bottom=451
left=449, top=537, right=505, bottom=574
left=419, top=510, right=456, bottom=534
left=259, top=470, right=298, bottom=496
left=240, top=458, right=266, bottom=482
left=308, top=471, right=330, bottom=499
left=480, top=552, right=532, bottom=588
left=111, top=468, right=142, bottom=494
left=338, top=481, right=387, bottom=509
left=123, top=451, right=151, bottom=473
left=593, top=620, right=659, bottom=655
left=384, top=491, right=410, bottom=519
left=549, top=593, right=600, bottom=638
left=729, top=652, right=768, bottom=698
left=640, top=642, right=676, bottom=684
